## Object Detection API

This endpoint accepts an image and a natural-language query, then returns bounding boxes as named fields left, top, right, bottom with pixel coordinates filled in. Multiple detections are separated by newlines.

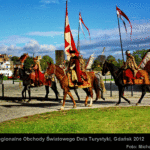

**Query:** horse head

left=102, top=61, right=109, bottom=76
left=46, top=62, right=55, bottom=76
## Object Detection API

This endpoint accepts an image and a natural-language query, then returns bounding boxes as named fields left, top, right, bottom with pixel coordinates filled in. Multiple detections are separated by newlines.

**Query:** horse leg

left=67, top=91, right=77, bottom=108
left=136, top=85, right=146, bottom=105
left=120, top=86, right=131, bottom=104
left=116, top=86, right=130, bottom=105
left=27, top=86, right=31, bottom=103
left=93, top=86, right=99, bottom=102
left=89, top=87, right=93, bottom=107
left=116, top=86, right=122, bottom=105
left=101, top=88, right=105, bottom=101
left=60, top=89, right=68, bottom=110
left=94, top=88, right=105, bottom=103
left=74, top=88, right=80, bottom=103
left=45, top=86, right=49, bottom=99
left=22, top=86, right=26, bottom=102
left=51, top=81, right=59, bottom=101
left=83, top=88, right=90, bottom=107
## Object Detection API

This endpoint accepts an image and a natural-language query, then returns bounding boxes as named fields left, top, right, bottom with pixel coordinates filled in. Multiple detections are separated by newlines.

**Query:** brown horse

left=46, top=62, right=102, bottom=110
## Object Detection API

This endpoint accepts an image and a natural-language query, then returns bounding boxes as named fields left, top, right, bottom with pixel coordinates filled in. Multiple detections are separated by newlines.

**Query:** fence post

left=131, top=85, right=133, bottom=96
left=2, top=84, right=4, bottom=97
left=110, top=75, right=112, bottom=97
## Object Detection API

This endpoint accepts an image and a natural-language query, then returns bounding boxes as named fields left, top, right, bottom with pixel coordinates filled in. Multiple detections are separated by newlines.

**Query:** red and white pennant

left=64, top=1, right=79, bottom=60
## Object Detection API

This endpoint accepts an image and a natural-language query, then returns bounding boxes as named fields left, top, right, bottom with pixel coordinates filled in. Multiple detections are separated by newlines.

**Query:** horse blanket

left=123, top=69, right=150, bottom=85
left=30, top=70, right=52, bottom=86
left=67, top=72, right=94, bottom=88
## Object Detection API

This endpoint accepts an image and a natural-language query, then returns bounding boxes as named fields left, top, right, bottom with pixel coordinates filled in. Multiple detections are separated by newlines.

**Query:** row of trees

left=11, top=49, right=149, bottom=72
left=11, top=55, right=53, bottom=71
left=92, top=49, right=149, bottom=71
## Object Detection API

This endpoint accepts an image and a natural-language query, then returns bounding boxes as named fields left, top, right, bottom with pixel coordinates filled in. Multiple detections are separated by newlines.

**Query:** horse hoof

left=60, top=106, right=64, bottom=110
left=88, top=105, right=92, bottom=107
left=136, top=103, right=139, bottom=106
left=85, top=103, right=88, bottom=107
left=93, top=100, right=97, bottom=103
left=116, top=103, right=119, bottom=106
left=102, top=98, right=105, bottom=101
left=73, top=105, right=77, bottom=108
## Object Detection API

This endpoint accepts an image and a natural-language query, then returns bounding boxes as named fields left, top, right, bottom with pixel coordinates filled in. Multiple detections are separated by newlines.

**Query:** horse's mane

left=20, top=53, right=28, bottom=63
left=107, top=62, right=119, bottom=70
left=55, top=64, right=65, bottom=76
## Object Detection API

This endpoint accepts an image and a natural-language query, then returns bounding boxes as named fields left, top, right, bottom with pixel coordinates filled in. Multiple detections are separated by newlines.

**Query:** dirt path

left=0, top=81, right=150, bottom=123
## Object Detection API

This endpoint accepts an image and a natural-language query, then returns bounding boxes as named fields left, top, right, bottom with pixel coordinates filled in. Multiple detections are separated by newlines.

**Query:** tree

left=11, top=56, right=19, bottom=64
left=107, top=55, right=118, bottom=66
left=132, top=49, right=147, bottom=66
left=40, top=55, right=54, bottom=71
left=117, top=59, right=123, bottom=67
left=24, top=57, right=35, bottom=70
left=91, top=60, right=102, bottom=71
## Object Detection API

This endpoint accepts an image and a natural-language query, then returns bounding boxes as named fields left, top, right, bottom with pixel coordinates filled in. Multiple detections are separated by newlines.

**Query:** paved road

left=0, top=80, right=150, bottom=123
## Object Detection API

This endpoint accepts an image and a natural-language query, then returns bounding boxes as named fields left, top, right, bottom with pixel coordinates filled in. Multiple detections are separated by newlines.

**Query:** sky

left=0, top=0, right=150, bottom=62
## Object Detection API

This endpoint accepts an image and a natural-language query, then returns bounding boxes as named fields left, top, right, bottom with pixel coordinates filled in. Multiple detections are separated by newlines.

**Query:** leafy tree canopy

left=40, top=55, right=54, bottom=71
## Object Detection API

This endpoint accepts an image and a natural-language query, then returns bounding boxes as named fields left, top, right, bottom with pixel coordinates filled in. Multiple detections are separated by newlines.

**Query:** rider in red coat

left=68, top=50, right=83, bottom=86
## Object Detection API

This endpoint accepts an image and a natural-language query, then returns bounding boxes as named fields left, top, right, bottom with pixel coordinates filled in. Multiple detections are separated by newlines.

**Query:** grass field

left=0, top=106, right=150, bottom=133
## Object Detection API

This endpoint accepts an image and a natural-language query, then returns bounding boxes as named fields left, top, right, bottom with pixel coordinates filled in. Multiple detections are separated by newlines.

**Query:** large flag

left=139, top=51, right=150, bottom=69
left=116, top=6, right=132, bottom=38
left=64, top=1, right=79, bottom=60
left=85, top=53, right=95, bottom=70
left=79, top=12, right=91, bottom=40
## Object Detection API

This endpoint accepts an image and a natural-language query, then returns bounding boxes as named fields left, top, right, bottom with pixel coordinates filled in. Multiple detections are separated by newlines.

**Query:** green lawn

left=0, top=106, right=150, bottom=133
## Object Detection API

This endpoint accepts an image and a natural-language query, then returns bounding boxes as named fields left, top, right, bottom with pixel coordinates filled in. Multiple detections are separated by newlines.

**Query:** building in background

left=0, top=54, right=13, bottom=77
left=55, top=50, right=65, bottom=65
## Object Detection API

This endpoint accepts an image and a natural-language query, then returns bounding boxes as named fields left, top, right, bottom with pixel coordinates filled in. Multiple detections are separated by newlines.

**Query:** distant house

left=0, top=54, right=14, bottom=77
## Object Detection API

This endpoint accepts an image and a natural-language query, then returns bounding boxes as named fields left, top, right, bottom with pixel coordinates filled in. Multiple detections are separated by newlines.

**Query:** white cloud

left=79, top=20, right=150, bottom=57
left=40, top=0, right=69, bottom=5
left=0, top=35, right=33, bottom=45
left=0, top=40, right=56, bottom=57
left=27, top=31, right=63, bottom=37
left=40, top=0, right=60, bottom=4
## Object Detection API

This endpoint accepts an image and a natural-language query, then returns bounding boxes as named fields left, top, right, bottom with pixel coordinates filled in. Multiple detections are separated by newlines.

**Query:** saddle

left=123, top=69, right=150, bottom=85
left=67, top=71, right=92, bottom=88
left=29, top=71, right=52, bottom=87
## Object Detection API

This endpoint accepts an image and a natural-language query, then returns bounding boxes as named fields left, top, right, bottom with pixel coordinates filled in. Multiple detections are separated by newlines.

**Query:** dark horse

left=102, top=61, right=150, bottom=105
left=14, top=67, right=59, bottom=102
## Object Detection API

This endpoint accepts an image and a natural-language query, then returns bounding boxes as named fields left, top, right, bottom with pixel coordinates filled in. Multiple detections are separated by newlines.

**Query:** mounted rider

left=123, top=50, right=140, bottom=84
left=30, top=56, right=44, bottom=86
left=68, top=50, right=83, bottom=86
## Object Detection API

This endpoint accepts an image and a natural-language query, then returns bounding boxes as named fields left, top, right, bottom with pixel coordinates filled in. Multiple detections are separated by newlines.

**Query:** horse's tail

left=94, top=72, right=106, bottom=99
left=95, top=72, right=106, bottom=92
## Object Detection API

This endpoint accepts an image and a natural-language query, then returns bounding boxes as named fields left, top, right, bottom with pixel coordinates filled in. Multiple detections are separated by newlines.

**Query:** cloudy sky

left=0, top=0, right=150, bottom=62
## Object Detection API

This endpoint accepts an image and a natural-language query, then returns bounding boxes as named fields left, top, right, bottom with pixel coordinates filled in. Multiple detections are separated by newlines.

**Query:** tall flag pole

left=116, top=6, right=124, bottom=62
left=77, top=12, right=80, bottom=52
left=116, top=6, right=132, bottom=62
left=64, top=0, right=79, bottom=60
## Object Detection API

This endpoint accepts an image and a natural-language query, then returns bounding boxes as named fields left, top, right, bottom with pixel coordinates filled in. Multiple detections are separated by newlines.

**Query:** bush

left=93, top=67, right=102, bottom=71
left=3, top=76, right=8, bottom=80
